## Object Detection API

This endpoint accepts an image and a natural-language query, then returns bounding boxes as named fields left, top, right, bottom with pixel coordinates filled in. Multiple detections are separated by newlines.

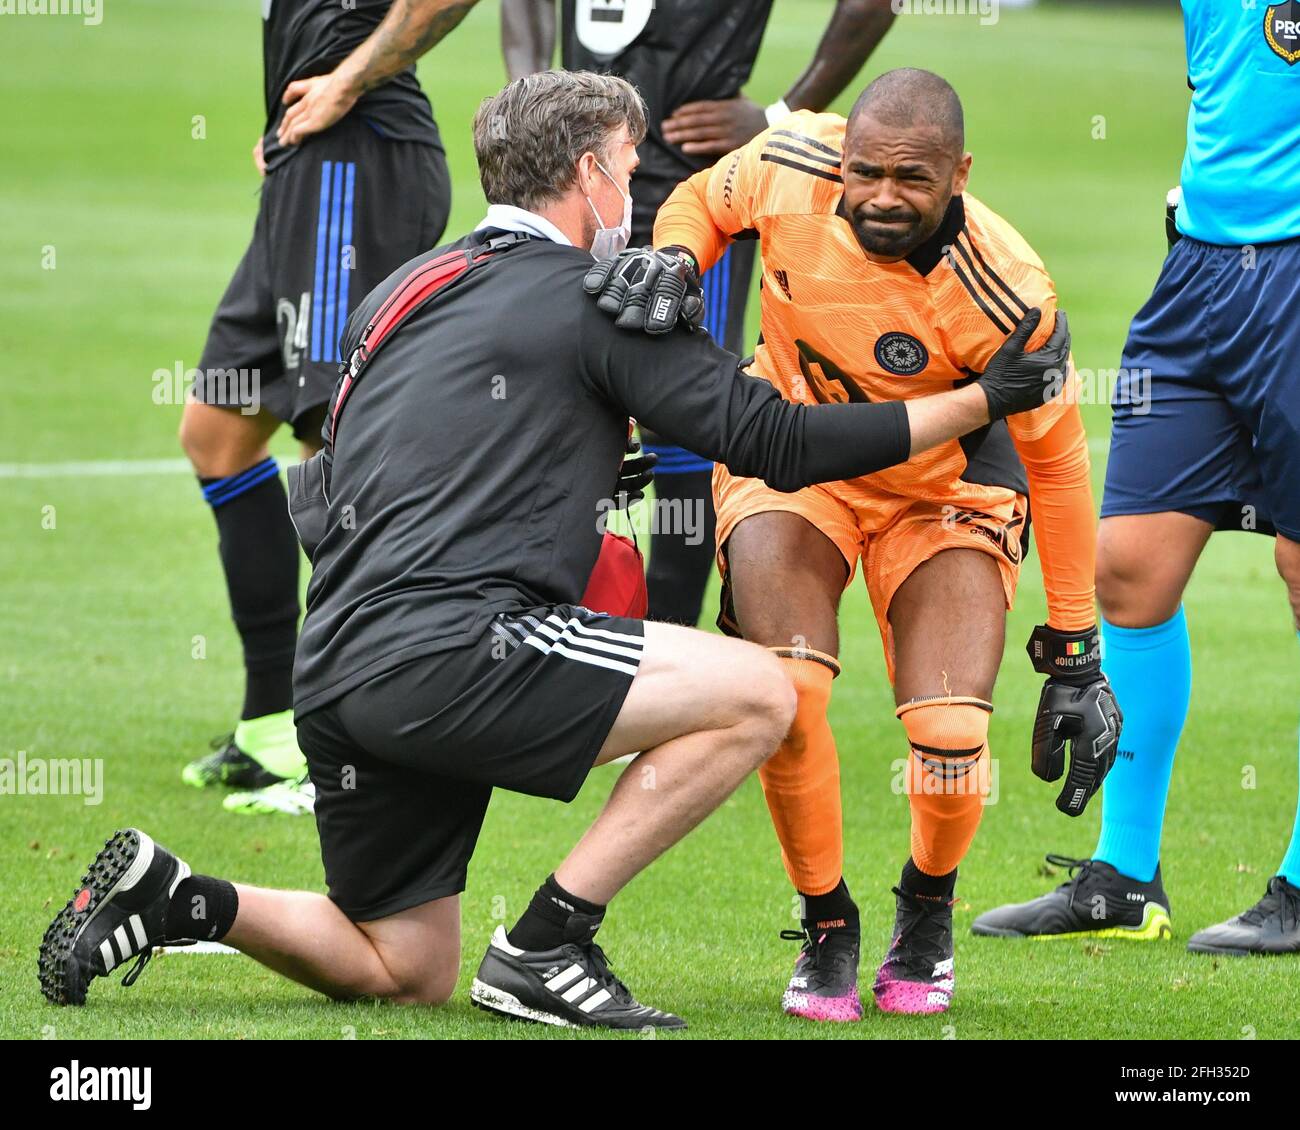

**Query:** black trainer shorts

left=296, top=605, right=645, bottom=922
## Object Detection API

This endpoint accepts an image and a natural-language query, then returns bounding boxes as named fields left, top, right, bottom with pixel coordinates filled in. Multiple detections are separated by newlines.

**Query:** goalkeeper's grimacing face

left=841, top=114, right=972, bottom=262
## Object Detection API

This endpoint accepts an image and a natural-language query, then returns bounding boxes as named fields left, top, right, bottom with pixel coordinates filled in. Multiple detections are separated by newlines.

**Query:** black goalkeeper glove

left=612, top=438, right=657, bottom=509
left=1026, top=623, right=1123, bottom=817
left=977, top=308, right=1071, bottom=421
left=583, top=246, right=706, bottom=335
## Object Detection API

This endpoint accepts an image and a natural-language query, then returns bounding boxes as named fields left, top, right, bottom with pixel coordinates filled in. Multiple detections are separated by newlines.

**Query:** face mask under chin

left=586, top=160, right=633, bottom=260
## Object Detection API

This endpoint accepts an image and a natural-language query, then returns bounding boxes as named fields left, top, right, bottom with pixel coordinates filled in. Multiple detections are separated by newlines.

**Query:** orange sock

left=758, top=651, right=843, bottom=896
left=898, top=698, right=993, bottom=877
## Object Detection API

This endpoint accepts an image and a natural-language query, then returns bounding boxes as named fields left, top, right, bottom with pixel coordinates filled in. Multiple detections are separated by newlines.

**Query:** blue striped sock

left=1093, top=607, right=1192, bottom=882
left=1277, top=631, right=1300, bottom=886
left=200, top=457, right=280, bottom=508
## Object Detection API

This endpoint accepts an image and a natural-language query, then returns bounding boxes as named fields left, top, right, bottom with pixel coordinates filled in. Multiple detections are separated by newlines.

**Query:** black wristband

left=1026, top=623, right=1100, bottom=685
left=659, top=244, right=700, bottom=276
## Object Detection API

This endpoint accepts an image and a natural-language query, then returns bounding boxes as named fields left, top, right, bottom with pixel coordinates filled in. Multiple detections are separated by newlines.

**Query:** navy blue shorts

left=196, top=115, right=450, bottom=438
left=1102, top=235, right=1300, bottom=540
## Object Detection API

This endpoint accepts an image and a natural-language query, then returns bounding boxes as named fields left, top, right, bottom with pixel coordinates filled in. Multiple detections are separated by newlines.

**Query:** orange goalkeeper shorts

left=713, top=467, right=1028, bottom=681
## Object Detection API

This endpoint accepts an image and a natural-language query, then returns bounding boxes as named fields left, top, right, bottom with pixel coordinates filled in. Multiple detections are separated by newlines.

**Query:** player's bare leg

left=727, top=511, right=865, bottom=1021
left=39, top=827, right=463, bottom=1007
left=1275, top=535, right=1300, bottom=628
left=177, top=399, right=309, bottom=801
left=555, top=622, right=797, bottom=902
left=179, top=399, right=282, bottom=480
left=876, top=547, right=1004, bottom=1014
left=227, top=888, right=461, bottom=1004
left=1095, top=512, right=1211, bottom=628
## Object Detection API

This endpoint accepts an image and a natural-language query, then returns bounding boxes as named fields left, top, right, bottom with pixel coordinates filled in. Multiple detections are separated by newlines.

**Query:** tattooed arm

left=277, top=0, right=480, bottom=147
left=783, top=0, right=897, bottom=114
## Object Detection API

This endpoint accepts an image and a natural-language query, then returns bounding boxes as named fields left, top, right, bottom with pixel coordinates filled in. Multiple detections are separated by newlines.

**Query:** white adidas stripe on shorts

left=495, top=611, right=644, bottom=678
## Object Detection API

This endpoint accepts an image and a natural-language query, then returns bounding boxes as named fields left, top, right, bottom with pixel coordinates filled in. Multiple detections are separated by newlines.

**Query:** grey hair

left=473, top=70, right=647, bottom=211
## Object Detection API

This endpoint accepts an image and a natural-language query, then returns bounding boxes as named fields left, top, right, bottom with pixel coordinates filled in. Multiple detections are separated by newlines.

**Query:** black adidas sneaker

left=471, top=923, right=686, bottom=1031
left=1186, top=876, right=1300, bottom=956
left=39, top=828, right=192, bottom=1006
left=971, top=855, right=1172, bottom=941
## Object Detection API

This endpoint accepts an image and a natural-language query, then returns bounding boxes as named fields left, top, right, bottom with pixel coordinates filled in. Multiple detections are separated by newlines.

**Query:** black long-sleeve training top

left=293, top=229, right=910, bottom=715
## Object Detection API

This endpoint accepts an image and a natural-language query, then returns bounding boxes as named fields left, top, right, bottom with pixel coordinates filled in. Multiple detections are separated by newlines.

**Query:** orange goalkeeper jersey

left=654, top=110, right=1096, bottom=631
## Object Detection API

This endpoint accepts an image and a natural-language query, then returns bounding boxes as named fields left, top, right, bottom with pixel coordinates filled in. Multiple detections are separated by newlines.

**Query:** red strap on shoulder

left=329, top=247, right=491, bottom=446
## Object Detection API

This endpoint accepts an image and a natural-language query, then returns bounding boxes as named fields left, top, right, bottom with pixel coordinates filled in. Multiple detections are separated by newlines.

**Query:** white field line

left=0, top=459, right=194, bottom=479
left=0, top=438, right=1113, bottom=480
left=156, top=941, right=241, bottom=957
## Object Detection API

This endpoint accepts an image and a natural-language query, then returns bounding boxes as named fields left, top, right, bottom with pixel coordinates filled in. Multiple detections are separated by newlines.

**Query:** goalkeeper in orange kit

left=585, top=68, right=1122, bottom=1019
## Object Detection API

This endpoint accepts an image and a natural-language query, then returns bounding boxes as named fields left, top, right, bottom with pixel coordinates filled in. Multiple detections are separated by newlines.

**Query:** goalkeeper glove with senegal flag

left=583, top=246, right=706, bottom=335
left=1026, top=623, right=1123, bottom=816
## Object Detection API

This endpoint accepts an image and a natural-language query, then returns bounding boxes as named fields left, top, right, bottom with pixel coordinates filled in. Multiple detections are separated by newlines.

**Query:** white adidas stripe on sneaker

left=99, top=913, right=150, bottom=972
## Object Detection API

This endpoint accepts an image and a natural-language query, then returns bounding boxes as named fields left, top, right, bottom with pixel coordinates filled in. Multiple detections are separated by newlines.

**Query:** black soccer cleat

left=872, top=886, right=956, bottom=1014
left=779, top=926, right=863, bottom=1021
left=470, top=923, right=686, bottom=1031
left=182, top=733, right=287, bottom=790
left=1186, top=876, right=1300, bottom=956
left=39, top=829, right=191, bottom=1006
left=971, top=855, right=1172, bottom=941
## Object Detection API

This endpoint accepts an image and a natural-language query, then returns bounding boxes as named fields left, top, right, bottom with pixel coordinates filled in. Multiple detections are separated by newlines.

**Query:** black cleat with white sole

left=471, top=923, right=686, bottom=1031
left=39, top=828, right=192, bottom=1006
left=1186, top=876, right=1300, bottom=956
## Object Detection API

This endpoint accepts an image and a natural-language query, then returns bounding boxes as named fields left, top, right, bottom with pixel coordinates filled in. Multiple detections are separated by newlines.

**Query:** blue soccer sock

left=1092, top=607, right=1192, bottom=882
left=1276, top=631, right=1300, bottom=886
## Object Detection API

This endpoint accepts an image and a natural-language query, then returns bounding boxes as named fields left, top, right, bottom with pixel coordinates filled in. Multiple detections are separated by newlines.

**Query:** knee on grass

left=386, top=974, right=456, bottom=1007
left=360, top=962, right=457, bottom=1007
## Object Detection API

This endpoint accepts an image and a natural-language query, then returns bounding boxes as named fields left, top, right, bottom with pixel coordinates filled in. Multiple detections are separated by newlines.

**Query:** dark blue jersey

left=561, top=0, right=774, bottom=239
left=260, top=0, right=441, bottom=172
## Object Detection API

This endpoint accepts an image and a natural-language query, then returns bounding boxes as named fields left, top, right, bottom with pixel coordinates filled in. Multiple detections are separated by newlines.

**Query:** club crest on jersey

left=1266, top=3, right=1300, bottom=64
left=575, top=0, right=654, bottom=57
left=874, top=332, right=929, bottom=376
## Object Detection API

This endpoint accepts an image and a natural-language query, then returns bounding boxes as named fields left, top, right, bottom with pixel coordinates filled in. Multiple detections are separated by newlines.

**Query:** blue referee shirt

left=1179, top=0, right=1300, bottom=246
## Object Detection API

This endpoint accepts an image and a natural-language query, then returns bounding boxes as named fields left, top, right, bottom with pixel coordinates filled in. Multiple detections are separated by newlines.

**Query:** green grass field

left=3, top=0, right=1298, bottom=1041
